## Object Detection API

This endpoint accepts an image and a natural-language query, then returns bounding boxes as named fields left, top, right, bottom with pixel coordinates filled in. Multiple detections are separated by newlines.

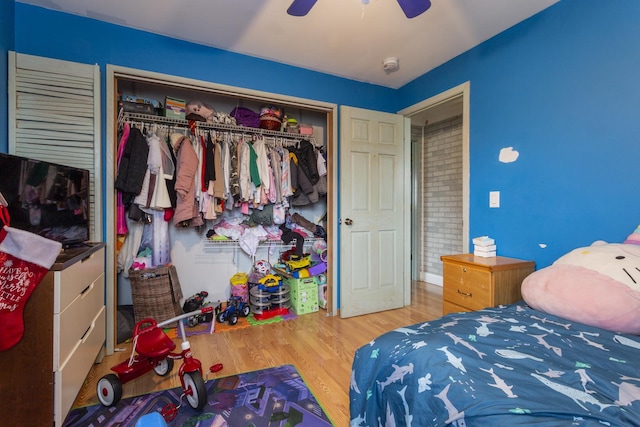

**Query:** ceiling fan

left=287, top=0, right=432, bottom=19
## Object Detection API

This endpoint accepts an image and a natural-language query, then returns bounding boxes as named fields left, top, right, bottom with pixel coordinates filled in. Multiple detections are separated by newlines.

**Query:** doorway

left=399, top=82, right=470, bottom=287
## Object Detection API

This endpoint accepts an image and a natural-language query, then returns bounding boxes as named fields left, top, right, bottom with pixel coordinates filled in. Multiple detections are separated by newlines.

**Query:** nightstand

left=440, top=254, right=535, bottom=315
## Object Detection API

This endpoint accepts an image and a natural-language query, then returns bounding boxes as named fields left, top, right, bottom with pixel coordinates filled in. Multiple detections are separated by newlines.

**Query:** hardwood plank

left=74, top=282, right=443, bottom=426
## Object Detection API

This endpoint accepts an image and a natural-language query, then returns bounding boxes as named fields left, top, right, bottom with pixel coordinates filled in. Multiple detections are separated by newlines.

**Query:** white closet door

left=339, top=106, right=409, bottom=318
left=8, top=51, right=102, bottom=241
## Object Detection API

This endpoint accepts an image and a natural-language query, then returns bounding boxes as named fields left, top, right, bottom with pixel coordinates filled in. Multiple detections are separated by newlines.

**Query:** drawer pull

left=81, top=253, right=95, bottom=263
left=462, top=267, right=467, bottom=272
left=80, top=322, right=94, bottom=342
left=80, top=283, right=94, bottom=296
left=457, top=289, right=472, bottom=297
left=80, top=325, right=91, bottom=341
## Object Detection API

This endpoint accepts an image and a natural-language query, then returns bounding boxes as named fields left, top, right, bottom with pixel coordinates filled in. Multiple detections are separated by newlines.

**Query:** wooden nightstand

left=440, top=254, right=535, bottom=315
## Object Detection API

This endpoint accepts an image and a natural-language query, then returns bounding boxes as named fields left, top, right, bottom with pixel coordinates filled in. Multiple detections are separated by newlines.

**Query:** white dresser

left=0, top=243, right=106, bottom=426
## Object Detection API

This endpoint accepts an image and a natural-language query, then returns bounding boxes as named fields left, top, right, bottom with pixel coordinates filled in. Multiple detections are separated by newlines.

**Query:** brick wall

left=418, top=115, right=463, bottom=282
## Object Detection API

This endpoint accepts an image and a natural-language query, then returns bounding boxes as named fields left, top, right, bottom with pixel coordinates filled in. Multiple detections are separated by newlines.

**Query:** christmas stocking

left=0, top=224, right=62, bottom=351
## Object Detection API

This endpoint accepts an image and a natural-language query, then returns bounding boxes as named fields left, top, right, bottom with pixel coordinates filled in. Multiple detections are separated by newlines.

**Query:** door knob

left=344, top=218, right=353, bottom=225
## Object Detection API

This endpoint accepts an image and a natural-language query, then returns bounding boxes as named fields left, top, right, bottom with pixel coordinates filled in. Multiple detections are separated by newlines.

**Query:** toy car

left=284, top=254, right=311, bottom=271
left=257, top=274, right=282, bottom=292
left=182, top=291, right=214, bottom=327
left=215, top=296, right=250, bottom=326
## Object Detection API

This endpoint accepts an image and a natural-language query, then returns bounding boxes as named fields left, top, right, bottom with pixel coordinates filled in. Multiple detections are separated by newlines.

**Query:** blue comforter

left=350, top=303, right=640, bottom=426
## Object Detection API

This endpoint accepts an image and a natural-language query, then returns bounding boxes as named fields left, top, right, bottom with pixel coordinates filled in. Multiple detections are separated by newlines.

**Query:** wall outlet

left=489, top=191, right=500, bottom=208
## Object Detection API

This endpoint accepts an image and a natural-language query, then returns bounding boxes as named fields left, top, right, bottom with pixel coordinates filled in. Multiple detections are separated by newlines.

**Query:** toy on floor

left=250, top=275, right=291, bottom=320
left=215, top=295, right=251, bottom=326
left=182, top=291, right=214, bottom=327
left=96, top=306, right=224, bottom=422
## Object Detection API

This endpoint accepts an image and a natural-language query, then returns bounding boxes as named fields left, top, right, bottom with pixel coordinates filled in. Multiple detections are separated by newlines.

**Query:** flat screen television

left=0, top=152, right=90, bottom=246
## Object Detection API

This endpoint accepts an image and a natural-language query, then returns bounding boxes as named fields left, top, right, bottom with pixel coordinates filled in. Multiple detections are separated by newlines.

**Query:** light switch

left=489, top=191, right=500, bottom=208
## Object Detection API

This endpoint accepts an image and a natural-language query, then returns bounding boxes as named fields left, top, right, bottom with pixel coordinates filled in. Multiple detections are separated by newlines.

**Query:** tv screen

left=0, top=153, right=90, bottom=246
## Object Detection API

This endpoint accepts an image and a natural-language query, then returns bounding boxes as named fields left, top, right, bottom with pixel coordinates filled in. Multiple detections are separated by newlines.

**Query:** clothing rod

left=123, top=111, right=319, bottom=145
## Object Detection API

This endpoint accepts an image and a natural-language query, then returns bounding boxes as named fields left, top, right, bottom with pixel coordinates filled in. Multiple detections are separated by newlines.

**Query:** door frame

left=105, top=65, right=339, bottom=353
left=398, top=81, right=471, bottom=284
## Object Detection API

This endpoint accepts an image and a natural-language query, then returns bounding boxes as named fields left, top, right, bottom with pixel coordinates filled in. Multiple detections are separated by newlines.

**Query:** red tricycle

left=96, top=306, right=222, bottom=419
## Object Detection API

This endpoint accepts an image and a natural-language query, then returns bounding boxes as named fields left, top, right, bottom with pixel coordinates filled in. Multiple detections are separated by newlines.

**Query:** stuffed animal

left=521, top=239, right=640, bottom=335
left=185, top=100, right=215, bottom=122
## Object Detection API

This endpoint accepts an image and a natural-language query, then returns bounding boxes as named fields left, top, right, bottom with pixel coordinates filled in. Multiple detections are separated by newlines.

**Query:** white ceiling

left=17, top=0, right=559, bottom=89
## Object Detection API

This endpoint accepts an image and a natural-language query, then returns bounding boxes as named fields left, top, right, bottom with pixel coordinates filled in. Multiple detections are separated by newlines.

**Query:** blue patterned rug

left=63, top=364, right=333, bottom=426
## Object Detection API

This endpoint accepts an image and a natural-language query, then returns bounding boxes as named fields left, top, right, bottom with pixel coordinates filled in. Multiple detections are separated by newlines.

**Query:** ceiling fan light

left=396, top=0, right=432, bottom=19
left=287, top=0, right=318, bottom=17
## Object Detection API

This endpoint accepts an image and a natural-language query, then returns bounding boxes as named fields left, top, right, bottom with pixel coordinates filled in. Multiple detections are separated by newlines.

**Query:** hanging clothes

left=171, top=133, right=202, bottom=227
left=115, top=127, right=149, bottom=200
left=116, top=123, right=130, bottom=236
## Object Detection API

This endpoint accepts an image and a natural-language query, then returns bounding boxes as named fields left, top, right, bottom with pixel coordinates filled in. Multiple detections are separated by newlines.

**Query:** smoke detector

left=383, top=57, right=399, bottom=72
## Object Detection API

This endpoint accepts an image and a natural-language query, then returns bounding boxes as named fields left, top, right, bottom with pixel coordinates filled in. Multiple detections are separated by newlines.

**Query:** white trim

left=8, top=52, right=16, bottom=154
left=403, top=116, right=412, bottom=306
left=93, top=64, right=103, bottom=243
left=422, top=272, right=443, bottom=287
left=398, top=81, right=471, bottom=254
left=105, top=65, right=339, bottom=351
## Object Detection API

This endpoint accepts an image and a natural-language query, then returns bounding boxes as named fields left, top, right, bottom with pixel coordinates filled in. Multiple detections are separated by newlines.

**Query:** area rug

left=62, top=364, right=333, bottom=427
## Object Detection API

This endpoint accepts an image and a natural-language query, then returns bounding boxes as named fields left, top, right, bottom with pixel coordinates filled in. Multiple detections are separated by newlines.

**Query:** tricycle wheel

left=96, top=374, right=122, bottom=407
left=241, top=305, right=250, bottom=317
left=153, top=357, right=174, bottom=376
left=183, top=370, right=207, bottom=410
left=216, top=312, right=226, bottom=323
left=229, top=315, right=239, bottom=325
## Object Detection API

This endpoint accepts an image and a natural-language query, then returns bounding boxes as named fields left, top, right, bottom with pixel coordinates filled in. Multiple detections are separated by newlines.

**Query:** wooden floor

left=74, top=282, right=443, bottom=426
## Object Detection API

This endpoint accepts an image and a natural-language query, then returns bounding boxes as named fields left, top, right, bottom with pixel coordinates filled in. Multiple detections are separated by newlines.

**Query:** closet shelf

left=204, top=237, right=324, bottom=249
left=123, top=112, right=317, bottom=143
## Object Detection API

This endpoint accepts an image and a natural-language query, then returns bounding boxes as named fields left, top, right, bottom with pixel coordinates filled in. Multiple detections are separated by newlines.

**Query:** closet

left=106, top=69, right=336, bottom=349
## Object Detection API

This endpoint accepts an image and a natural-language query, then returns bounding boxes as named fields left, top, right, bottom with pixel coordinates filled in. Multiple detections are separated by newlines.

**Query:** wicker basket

left=259, top=114, right=282, bottom=131
left=129, top=265, right=183, bottom=327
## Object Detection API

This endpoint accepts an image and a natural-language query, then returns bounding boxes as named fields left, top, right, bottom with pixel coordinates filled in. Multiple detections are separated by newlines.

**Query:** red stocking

left=0, top=222, right=62, bottom=351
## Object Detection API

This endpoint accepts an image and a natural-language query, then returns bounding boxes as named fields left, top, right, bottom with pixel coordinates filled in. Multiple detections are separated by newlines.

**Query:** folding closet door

left=8, top=51, right=102, bottom=241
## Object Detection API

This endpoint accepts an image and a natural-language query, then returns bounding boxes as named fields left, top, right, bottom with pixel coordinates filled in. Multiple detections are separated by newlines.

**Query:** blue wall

left=10, top=1, right=640, bottom=271
left=0, top=0, right=15, bottom=153
left=398, top=0, right=640, bottom=268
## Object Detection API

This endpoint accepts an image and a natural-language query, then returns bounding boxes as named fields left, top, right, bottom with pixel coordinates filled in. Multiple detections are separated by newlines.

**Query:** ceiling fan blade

left=287, top=0, right=318, bottom=17
left=396, top=0, right=431, bottom=19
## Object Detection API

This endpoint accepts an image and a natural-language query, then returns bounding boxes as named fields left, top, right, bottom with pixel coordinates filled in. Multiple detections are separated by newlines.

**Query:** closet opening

left=105, top=65, right=337, bottom=354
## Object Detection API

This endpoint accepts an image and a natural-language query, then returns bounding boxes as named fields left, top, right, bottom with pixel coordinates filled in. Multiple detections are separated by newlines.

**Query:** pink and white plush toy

left=522, top=235, right=640, bottom=335
left=186, top=100, right=215, bottom=122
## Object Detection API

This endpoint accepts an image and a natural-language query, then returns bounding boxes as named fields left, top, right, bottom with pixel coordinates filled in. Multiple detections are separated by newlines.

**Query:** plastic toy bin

left=284, top=276, right=319, bottom=315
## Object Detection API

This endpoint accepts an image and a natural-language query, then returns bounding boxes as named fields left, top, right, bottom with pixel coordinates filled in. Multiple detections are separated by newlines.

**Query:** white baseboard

left=421, top=272, right=443, bottom=287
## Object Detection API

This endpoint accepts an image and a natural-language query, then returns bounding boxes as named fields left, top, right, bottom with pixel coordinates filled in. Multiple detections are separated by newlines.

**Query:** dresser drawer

left=55, top=248, right=104, bottom=313
left=55, top=306, right=105, bottom=427
left=443, top=263, right=492, bottom=310
left=55, top=273, right=104, bottom=369
left=443, top=299, right=472, bottom=315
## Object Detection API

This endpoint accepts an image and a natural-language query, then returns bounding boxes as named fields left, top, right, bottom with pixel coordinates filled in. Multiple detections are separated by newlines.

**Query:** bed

left=350, top=301, right=640, bottom=426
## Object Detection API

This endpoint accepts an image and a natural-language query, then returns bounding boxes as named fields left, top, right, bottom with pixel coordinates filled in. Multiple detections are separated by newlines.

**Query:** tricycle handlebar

left=155, top=304, right=217, bottom=329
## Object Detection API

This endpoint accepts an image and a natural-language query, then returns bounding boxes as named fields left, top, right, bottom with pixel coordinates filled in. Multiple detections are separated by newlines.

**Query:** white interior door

left=339, top=106, right=408, bottom=318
